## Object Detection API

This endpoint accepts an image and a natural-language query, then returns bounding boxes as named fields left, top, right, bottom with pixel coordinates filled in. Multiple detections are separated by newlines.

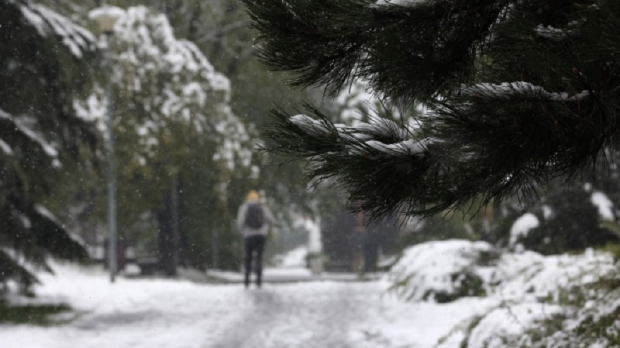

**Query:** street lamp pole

left=90, top=7, right=122, bottom=283
left=104, top=36, right=117, bottom=283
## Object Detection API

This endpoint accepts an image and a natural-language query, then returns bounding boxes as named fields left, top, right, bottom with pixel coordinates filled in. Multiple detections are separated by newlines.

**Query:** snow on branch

left=534, top=19, right=580, bottom=40
left=87, top=6, right=125, bottom=27
left=35, top=204, right=86, bottom=247
left=290, top=114, right=438, bottom=157
left=14, top=119, right=58, bottom=158
left=0, top=140, right=14, bottom=156
left=17, top=0, right=95, bottom=58
left=535, top=24, right=569, bottom=40
left=290, top=114, right=408, bottom=140
left=463, top=81, right=590, bottom=102
left=0, top=107, right=58, bottom=159
left=0, top=247, right=40, bottom=284
left=591, top=191, right=615, bottom=221
left=364, top=138, right=438, bottom=156
left=375, top=0, right=430, bottom=6
left=290, top=114, right=338, bottom=136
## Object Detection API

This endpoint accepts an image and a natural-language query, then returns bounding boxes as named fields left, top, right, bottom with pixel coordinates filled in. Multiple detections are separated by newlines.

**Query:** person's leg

left=254, top=235, right=266, bottom=287
left=362, top=231, right=377, bottom=274
left=244, top=237, right=254, bottom=288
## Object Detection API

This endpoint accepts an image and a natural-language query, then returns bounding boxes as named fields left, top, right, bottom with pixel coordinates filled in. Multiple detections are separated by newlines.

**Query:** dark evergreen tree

left=243, top=0, right=620, bottom=219
left=0, top=0, right=95, bottom=290
left=521, top=184, right=618, bottom=254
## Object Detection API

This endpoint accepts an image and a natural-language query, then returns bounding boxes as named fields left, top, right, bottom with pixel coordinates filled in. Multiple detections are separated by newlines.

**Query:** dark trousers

left=244, top=235, right=266, bottom=287
left=362, top=232, right=379, bottom=273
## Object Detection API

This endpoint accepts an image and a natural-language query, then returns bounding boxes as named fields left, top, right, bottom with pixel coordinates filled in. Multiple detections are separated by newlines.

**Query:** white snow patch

left=388, top=239, right=494, bottom=302
left=467, top=303, right=562, bottom=348
left=535, top=24, right=568, bottom=39
left=275, top=246, right=308, bottom=268
left=541, top=205, right=553, bottom=220
left=88, top=6, right=126, bottom=27
left=509, top=213, right=539, bottom=246
left=290, top=114, right=333, bottom=135
left=0, top=139, right=14, bottom=155
left=591, top=191, right=614, bottom=220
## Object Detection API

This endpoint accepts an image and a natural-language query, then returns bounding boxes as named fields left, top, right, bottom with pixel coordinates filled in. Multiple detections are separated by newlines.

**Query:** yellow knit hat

left=246, top=190, right=260, bottom=202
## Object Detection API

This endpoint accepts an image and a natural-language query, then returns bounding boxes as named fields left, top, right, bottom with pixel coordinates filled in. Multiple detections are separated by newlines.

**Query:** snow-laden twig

left=463, top=81, right=590, bottom=102
left=0, top=108, right=58, bottom=159
left=18, top=1, right=95, bottom=58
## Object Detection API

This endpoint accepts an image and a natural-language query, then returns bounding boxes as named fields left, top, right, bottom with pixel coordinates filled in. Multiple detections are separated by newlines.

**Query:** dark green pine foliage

left=243, top=0, right=620, bottom=219
left=524, top=186, right=618, bottom=255
left=0, top=0, right=95, bottom=290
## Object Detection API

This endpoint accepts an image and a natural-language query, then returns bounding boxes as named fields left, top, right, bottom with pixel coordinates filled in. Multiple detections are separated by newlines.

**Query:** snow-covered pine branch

left=289, top=113, right=438, bottom=157
left=15, top=0, right=95, bottom=58
left=461, top=81, right=590, bottom=102
left=247, top=0, right=620, bottom=218
left=0, top=107, right=59, bottom=163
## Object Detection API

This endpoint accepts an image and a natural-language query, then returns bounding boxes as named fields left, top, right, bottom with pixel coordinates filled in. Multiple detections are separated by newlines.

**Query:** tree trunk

left=157, top=181, right=178, bottom=277
left=173, top=176, right=190, bottom=267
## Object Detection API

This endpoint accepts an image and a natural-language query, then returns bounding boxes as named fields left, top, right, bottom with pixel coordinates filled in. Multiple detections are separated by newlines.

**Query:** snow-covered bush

left=433, top=248, right=620, bottom=348
left=464, top=303, right=564, bottom=348
left=390, top=239, right=617, bottom=305
left=388, top=240, right=499, bottom=303
left=459, top=281, right=620, bottom=348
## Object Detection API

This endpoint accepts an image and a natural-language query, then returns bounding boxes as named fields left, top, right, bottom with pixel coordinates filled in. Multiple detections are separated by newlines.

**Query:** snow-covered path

left=212, top=283, right=373, bottom=347
left=0, top=264, right=493, bottom=348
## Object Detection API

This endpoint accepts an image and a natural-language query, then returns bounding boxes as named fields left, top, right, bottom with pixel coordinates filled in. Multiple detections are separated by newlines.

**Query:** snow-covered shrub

left=465, top=303, right=564, bottom=348
left=389, top=239, right=619, bottom=306
left=494, top=250, right=614, bottom=300
left=509, top=270, right=620, bottom=348
left=461, top=283, right=620, bottom=348
left=388, top=240, right=499, bottom=303
left=437, top=249, right=619, bottom=348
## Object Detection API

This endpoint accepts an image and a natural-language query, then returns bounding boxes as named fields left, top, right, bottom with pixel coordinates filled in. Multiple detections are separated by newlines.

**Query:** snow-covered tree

left=79, top=6, right=251, bottom=274
left=128, top=0, right=341, bottom=233
left=0, top=0, right=96, bottom=290
left=244, top=0, right=620, bottom=219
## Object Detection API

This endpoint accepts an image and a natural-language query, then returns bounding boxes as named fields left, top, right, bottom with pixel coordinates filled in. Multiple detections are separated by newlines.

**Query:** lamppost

left=90, top=8, right=122, bottom=283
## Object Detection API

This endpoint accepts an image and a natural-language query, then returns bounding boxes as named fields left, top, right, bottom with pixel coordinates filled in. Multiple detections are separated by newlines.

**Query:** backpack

left=244, top=203, right=265, bottom=229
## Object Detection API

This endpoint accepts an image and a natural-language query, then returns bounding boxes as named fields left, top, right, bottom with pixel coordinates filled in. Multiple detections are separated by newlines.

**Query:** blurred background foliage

left=7, top=0, right=620, bottom=285
left=33, top=0, right=339, bottom=275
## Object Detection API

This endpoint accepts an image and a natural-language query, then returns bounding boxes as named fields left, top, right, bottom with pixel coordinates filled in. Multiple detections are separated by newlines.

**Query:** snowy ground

left=3, top=241, right=614, bottom=348
left=0, top=262, right=496, bottom=348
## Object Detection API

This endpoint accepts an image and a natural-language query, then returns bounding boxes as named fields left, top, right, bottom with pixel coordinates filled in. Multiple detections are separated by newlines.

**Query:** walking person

left=237, top=190, right=275, bottom=288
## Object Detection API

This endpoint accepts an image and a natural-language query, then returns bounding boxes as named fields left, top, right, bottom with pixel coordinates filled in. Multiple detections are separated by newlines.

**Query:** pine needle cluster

left=0, top=0, right=93, bottom=289
left=245, top=0, right=620, bottom=219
